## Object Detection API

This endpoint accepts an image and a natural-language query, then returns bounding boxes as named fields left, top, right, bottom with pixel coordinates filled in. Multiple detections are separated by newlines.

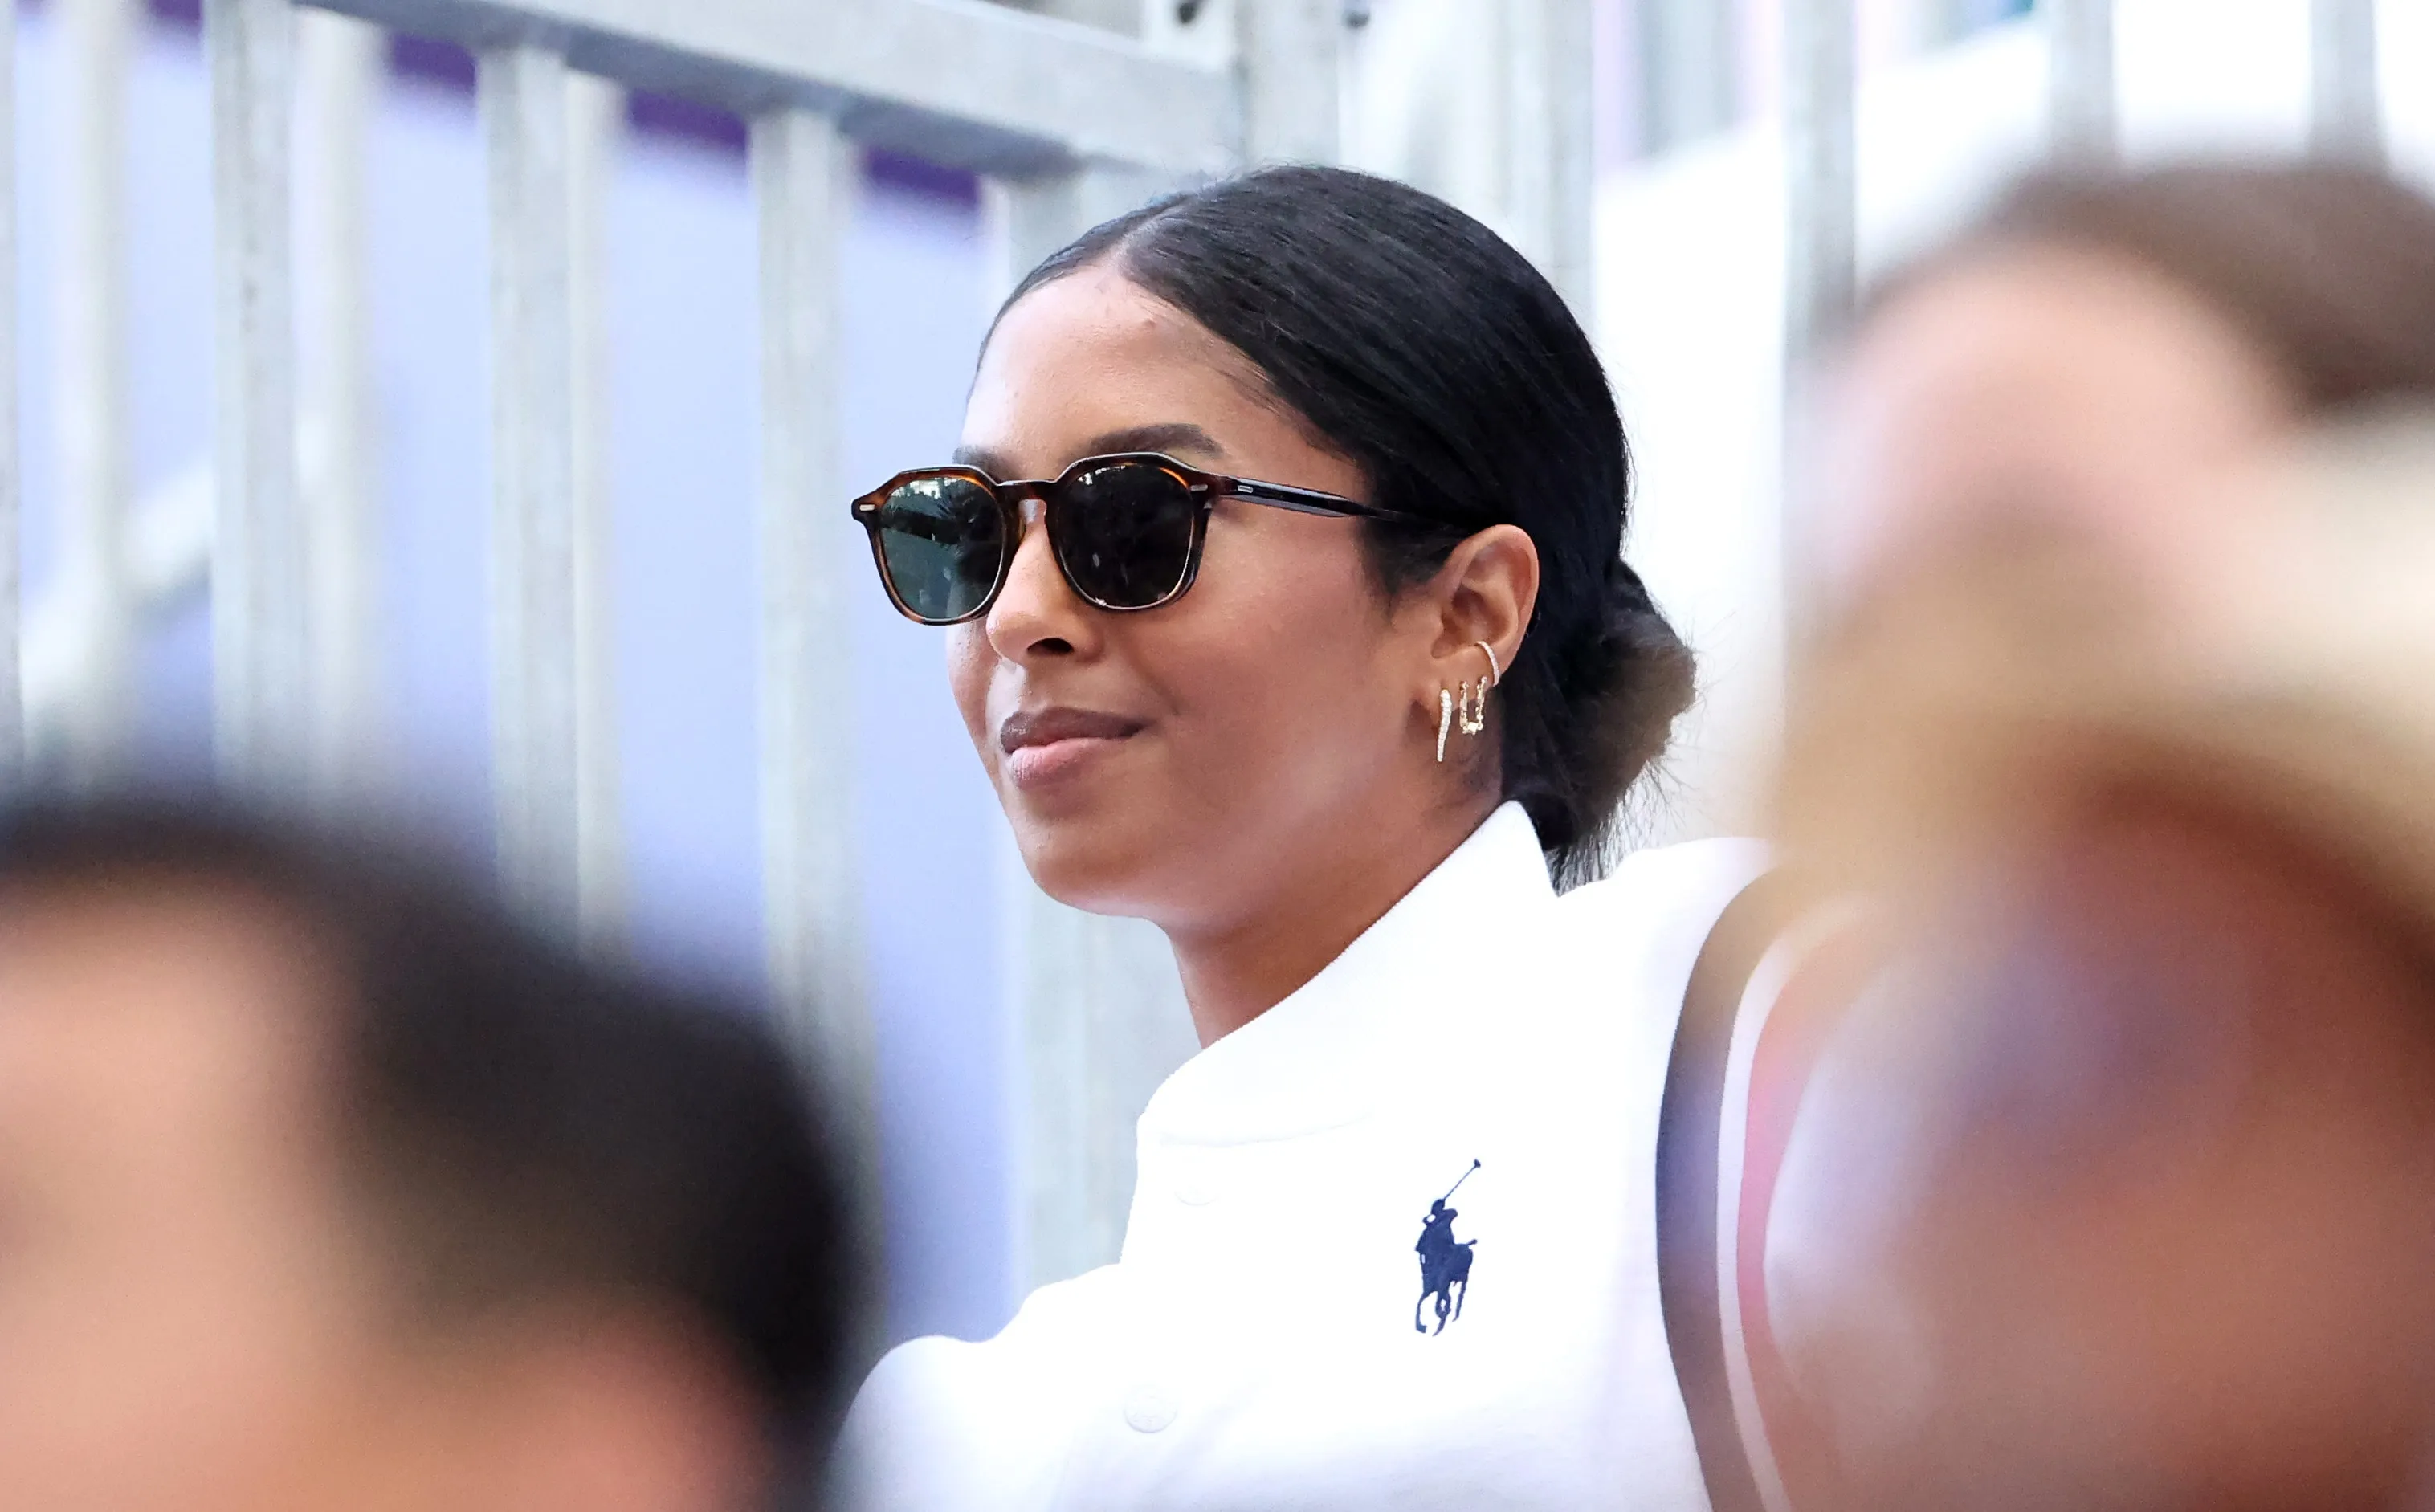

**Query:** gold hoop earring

left=1458, top=641, right=1499, bottom=737
left=1437, top=642, right=1502, bottom=762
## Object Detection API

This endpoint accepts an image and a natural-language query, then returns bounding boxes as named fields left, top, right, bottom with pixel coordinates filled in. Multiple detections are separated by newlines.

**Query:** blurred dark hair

left=998, top=164, right=1693, bottom=885
left=0, top=795, right=860, bottom=1465
left=1899, top=162, right=2435, bottom=412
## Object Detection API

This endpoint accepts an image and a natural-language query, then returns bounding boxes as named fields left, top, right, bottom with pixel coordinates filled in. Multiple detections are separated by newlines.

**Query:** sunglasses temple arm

left=1222, top=478, right=1425, bottom=522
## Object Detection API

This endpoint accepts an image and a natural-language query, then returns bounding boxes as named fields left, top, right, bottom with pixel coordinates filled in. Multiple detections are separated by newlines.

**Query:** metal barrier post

left=0, top=0, right=18, bottom=781
left=1636, top=0, right=1740, bottom=153
left=1238, top=0, right=1339, bottom=162
left=1783, top=0, right=1854, bottom=374
left=56, top=0, right=137, bottom=773
left=210, top=0, right=308, bottom=788
left=753, top=104, right=873, bottom=1123
left=483, top=42, right=581, bottom=919
left=299, top=10, right=383, bottom=802
left=1783, top=0, right=1854, bottom=622
left=2311, top=0, right=2382, bottom=166
left=569, top=71, right=625, bottom=936
left=1506, top=0, right=1597, bottom=319
left=2044, top=0, right=2116, bottom=161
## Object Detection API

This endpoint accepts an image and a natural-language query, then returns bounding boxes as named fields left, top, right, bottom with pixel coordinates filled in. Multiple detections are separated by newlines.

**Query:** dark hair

left=0, top=794, right=860, bottom=1461
left=998, top=165, right=1693, bottom=884
left=1899, top=163, right=2435, bottom=413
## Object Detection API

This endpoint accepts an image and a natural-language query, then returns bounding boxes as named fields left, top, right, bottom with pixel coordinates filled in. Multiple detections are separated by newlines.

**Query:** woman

left=838, top=166, right=1762, bottom=1510
left=1740, top=164, right=2435, bottom=1512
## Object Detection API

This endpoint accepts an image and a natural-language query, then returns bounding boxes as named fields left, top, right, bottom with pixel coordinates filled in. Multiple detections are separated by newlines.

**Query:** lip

left=998, top=706, right=1147, bottom=790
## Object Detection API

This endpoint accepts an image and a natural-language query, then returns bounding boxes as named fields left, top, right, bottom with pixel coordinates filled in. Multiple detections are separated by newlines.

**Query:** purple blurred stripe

left=626, top=87, right=745, bottom=155
left=387, top=28, right=476, bottom=92
left=867, top=148, right=979, bottom=209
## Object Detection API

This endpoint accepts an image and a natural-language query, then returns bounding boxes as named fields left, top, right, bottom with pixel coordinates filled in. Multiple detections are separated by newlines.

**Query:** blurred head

left=1821, top=165, right=2435, bottom=597
left=1772, top=788, right=2435, bottom=1512
left=0, top=797, right=858, bottom=1512
left=948, top=165, right=1691, bottom=917
left=1766, top=442, right=2435, bottom=1510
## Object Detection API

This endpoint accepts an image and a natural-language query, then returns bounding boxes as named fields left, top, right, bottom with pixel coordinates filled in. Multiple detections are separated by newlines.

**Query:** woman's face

left=1817, top=244, right=2294, bottom=602
left=951, top=263, right=1440, bottom=931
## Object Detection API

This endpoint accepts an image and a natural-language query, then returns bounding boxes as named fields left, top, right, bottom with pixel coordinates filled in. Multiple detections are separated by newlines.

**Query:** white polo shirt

left=842, top=804, right=1764, bottom=1511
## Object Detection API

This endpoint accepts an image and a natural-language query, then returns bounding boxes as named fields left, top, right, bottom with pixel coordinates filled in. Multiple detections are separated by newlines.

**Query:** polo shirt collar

left=1136, top=802, right=1554, bottom=1147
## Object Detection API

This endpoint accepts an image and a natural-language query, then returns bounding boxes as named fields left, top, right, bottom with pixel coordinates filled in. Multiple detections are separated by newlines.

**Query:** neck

left=1164, top=793, right=1501, bottom=1047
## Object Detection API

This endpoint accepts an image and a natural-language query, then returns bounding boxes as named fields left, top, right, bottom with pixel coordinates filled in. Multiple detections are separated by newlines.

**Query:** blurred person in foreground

left=1816, top=163, right=2435, bottom=603
left=1676, top=165, right=2435, bottom=1512
left=0, top=796, right=859, bottom=1512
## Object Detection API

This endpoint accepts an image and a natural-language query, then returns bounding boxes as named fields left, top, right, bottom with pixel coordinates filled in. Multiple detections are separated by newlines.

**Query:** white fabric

left=842, top=804, right=1765, bottom=1512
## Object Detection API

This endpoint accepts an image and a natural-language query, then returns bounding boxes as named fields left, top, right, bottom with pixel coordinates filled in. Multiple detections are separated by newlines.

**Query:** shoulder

left=835, top=1270, right=1120, bottom=1512
left=1556, top=836, right=1770, bottom=955
left=1514, top=837, right=1769, bottom=1055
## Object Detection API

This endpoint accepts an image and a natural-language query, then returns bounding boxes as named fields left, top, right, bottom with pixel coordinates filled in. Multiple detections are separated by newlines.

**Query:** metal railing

left=0, top=0, right=1348, bottom=1290
left=8, top=0, right=1572, bottom=1295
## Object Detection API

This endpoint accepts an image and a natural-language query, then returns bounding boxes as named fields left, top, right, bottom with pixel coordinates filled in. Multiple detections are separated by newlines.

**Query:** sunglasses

left=850, top=451, right=1426, bottom=626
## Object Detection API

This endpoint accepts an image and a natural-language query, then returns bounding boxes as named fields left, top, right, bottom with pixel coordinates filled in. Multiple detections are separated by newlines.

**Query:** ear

left=1409, top=524, right=1539, bottom=711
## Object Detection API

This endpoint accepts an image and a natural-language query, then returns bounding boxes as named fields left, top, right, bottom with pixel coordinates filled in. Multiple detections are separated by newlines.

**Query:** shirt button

left=1122, top=1384, right=1179, bottom=1434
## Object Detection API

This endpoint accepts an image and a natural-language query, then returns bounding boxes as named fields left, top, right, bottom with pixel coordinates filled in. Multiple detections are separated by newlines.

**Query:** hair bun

left=1530, top=558, right=1695, bottom=879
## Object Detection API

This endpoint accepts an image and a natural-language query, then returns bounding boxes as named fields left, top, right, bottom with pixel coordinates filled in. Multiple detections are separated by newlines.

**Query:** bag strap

left=1656, top=873, right=1794, bottom=1512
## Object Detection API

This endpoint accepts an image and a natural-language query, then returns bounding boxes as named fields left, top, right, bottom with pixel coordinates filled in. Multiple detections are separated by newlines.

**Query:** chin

left=1009, top=811, right=1175, bottom=919
left=1014, top=829, right=1145, bottom=915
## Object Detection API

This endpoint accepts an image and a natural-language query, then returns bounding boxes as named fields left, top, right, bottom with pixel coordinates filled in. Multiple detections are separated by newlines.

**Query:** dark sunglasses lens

left=872, top=475, right=1005, bottom=622
left=1052, top=462, right=1199, bottom=609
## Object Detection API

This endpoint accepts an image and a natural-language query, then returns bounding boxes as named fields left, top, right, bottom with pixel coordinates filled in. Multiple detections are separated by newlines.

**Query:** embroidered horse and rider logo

left=1414, top=1159, right=1479, bottom=1335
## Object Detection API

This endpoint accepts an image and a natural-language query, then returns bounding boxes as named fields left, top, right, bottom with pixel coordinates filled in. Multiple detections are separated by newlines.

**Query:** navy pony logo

left=1414, top=1160, right=1479, bottom=1335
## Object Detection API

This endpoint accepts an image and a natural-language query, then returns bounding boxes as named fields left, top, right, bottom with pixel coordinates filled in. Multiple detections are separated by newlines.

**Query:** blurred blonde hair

left=1874, top=165, right=2435, bottom=415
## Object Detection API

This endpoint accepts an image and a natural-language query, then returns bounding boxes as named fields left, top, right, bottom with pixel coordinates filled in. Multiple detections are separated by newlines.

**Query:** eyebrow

left=951, top=422, right=1227, bottom=480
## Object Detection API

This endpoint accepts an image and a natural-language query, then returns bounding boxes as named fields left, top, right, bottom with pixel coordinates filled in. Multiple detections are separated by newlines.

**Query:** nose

left=985, top=494, right=1099, bottom=663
